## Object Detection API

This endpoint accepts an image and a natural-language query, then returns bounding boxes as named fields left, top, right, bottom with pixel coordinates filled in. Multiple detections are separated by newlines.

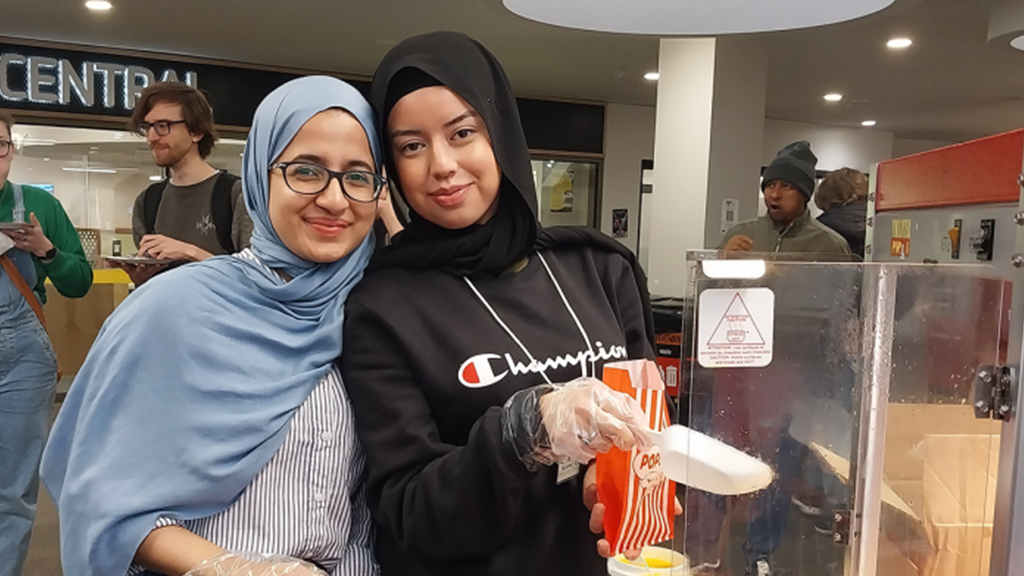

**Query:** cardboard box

left=812, top=404, right=1000, bottom=576
left=919, top=434, right=999, bottom=576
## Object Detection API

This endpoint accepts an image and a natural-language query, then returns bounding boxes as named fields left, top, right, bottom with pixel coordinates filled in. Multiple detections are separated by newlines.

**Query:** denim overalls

left=0, top=183, right=58, bottom=576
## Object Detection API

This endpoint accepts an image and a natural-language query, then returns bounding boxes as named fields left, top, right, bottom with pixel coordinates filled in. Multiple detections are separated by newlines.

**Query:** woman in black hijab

left=341, top=31, right=666, bottom=576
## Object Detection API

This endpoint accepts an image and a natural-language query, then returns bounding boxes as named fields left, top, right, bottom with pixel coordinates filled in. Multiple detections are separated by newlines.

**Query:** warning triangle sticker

left=706, top=293, right=766, bottom=346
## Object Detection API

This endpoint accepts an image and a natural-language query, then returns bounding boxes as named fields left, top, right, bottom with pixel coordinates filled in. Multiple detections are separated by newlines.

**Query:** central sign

left=1, top=52, right=198, bottom=111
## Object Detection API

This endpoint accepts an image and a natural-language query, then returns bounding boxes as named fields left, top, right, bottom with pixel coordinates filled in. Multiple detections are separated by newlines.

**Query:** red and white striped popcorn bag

left=597, top=359, right=676, bottom=554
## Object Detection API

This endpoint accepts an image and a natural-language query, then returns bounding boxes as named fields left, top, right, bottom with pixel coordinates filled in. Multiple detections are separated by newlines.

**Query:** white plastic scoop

left=647, top=424, right=774, bottom=496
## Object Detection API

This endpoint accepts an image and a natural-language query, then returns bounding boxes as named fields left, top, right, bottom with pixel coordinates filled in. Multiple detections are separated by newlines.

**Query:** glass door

left=530, top=156, right=599, bottom=228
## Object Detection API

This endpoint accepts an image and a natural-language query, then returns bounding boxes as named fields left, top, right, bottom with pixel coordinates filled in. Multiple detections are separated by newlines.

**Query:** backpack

left=141, top=171, right=240, bottom=254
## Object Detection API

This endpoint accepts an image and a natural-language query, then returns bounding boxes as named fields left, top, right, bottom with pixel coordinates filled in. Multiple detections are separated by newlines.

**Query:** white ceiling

left=2, top=0, right=1023, bottom=142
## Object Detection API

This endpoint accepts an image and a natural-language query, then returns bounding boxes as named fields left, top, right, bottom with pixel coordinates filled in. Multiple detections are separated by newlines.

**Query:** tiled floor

left=23, top=402, right=63, bottom=576
left=23, top=485, right=61, bottom=576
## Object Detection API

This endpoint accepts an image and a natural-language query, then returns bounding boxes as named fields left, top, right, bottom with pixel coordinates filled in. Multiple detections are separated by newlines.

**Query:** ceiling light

left=887, top=38, right=912, bottom=49
left=112, top=133, right=124, bottom=140
left=988, top=1, right=1024, bottom=51
left=862, top=120, right=877, bottom=127
left=85, top=0, right=112, bottom=10
left=824, top=93, right=844, bottom=102
left=502, top=0, right=895, bottom=35
left=702, top=259, right=766, bottom=280
left=62, top=166, right=117, bottom=174
left=149, top=175, right=162, bottom=182
left=644, top=72, right=660, bottom=81
left=43, top=157, right=50, bottom=162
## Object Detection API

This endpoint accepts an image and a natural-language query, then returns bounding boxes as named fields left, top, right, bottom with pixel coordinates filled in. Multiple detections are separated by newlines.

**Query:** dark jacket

left=342, top=246, right=653, bottom=576
left=817, top=201, right=867, bottom=259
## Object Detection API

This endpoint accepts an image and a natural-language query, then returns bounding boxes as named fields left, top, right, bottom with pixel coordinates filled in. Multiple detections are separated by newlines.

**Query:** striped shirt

left=130, top=250, right=377, bottom=576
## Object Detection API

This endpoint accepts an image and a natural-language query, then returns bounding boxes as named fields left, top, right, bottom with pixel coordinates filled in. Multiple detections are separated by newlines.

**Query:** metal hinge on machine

left=973, top=366, right=1014, bottom=421
left=831, top=509, right=852, bottom=546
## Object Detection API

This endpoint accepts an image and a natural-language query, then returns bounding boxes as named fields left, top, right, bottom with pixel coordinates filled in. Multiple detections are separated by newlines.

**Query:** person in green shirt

left=720, top=140, right=850, bottom=257
left=0, top=110, right=92, bottom=576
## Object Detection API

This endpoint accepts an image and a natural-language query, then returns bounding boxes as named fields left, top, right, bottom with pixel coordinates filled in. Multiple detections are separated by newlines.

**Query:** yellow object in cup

left=608, top=546, right=689, bottom=575
left=618, top=556, right=675, bottom=569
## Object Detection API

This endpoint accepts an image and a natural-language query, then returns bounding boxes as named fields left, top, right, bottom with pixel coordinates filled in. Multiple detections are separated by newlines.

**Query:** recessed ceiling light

left=149, top=175, right=162, bottom=182
left=1012, top=35, right=1024, bottom=51
left=644, top=71, right=660, bottom=81
left=887, top=37, right=912, bottom=49
left=824, top=93, right=844, bottom=102
left=861, top=120, right=877, bottom=127
left=85, top=0, right=112, bottom=10
left=43, top=157, right=50, bottom=162
left=502, top=0, right=895, bottom=35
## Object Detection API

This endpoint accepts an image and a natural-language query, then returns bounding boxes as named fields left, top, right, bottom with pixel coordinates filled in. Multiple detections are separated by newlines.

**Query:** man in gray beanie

left=720, top=140, right=850, bottom=255
left=686, top=141, right=851, bottom=576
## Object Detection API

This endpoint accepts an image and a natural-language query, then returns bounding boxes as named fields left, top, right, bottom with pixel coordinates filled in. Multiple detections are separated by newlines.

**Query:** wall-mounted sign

left=0, top=52, right=198, bottom=111
left=720, top=198, right=739, bottom=234
left=612, top=208, right=628, bottom=237
left=0, top=40, right=605, bottom=154
left=0, top=41, right=299, bottom=126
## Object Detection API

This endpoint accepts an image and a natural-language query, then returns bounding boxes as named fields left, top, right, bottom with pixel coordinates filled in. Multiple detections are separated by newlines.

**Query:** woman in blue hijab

left=41, top=76, right=384, bottom=576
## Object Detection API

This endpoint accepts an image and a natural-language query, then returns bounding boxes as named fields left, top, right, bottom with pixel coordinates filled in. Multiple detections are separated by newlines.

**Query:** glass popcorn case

left=664, top=252, right=1017, bottom=576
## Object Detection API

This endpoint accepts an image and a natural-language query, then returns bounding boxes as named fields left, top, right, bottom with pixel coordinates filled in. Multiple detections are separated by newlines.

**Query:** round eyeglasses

left=270, top=162, right=385, bottom=203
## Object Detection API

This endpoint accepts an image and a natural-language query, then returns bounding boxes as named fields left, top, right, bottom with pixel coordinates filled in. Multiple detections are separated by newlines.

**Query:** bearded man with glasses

left=113, top=82, right=254, bottom=286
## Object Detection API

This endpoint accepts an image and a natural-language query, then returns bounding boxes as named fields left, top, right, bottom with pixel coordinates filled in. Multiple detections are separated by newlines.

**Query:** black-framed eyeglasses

left=0, top=140, right=11, bottom=158
left=270, top=161, right=385, bottom=203
left=136, top=120, right=187, bottom=137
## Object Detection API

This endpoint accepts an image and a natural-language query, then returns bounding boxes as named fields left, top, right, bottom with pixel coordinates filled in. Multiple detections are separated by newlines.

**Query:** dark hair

left=129, top=82, right=218, bottom=158
left=815, top=167, right=868, bottom=211
left=0, top=110, right=14, bottom=140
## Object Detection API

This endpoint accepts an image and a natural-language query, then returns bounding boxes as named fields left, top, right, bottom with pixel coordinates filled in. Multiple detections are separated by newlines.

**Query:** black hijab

left=369, top=31, right=655, bottom=348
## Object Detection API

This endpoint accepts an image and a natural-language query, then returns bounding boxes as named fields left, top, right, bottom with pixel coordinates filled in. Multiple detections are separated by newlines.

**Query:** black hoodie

left=817, top=201, right=867, bottom=258
left=341, top=32, right=655, bottom=576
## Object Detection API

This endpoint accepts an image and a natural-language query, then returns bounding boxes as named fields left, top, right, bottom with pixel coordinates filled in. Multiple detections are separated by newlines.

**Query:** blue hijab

left=40, top=76, right=381, bottom=576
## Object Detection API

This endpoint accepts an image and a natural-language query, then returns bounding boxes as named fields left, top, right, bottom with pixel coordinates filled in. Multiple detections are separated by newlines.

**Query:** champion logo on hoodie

left=458, top=342, right=628, bottom=388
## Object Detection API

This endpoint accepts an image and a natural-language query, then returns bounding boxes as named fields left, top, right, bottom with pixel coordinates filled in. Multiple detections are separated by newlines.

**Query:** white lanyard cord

left=463, top=252, right=595, bottom=384
left=536, top=253, right=597, bottom=377
left=463, top=275, right=553, bottom=385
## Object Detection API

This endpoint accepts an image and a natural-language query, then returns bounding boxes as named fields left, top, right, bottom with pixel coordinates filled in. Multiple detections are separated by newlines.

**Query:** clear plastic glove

left=184, top=552, right=328, bottom=576
left=501, top=377, right=653, bottom=471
